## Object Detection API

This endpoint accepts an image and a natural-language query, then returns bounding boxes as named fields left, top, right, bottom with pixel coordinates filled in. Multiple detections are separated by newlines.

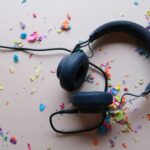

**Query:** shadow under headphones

left=0, top=20, right=149, bottom=134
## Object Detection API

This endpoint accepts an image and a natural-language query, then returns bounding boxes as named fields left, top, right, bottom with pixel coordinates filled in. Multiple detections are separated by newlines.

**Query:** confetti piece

left=20, top=32, right=27, bottom=39
left=124, top=87, right=128, bottom=92
left=147, top=114, right=150, bottom=120
left=27, top=32, right=38, bottom=43
left=0, top=83, right=4, bottom=90
left=109, top=138, right=115, bottom=148
left=13, top=54, right=19, bottom=63
left=122, top=143, right=128, bottom=148
left=98, top=125, right=108, bottom=134
left=59, top=103, right=65, bottom=109
left=29, top=54, right=33, bottom=59
left=27, top=143, right=32, bottom=150
left=134, top=1, right=139, bottom=5
left=116, top=84, right=121, bottom=91
left=20, top=21, right=26, bottom=29
left=9, top=65, right=15, bottom=73
left=114, top=110, right=125, bottom=121
left=13, top=40, right=23, bottom=47
left=32, top=13, right=37, bottom=18
left=138, top=78, right=144, bottom=85
left=50, top=70, right=56, bottom=74
left=30, top=66, right=41, bottom=81
left=10, top=136, right=17, bottom=144
left=39, top=103, right=46, bottom=112
left=92, top=138, right=99, bottom=146
left=21, top=0, right=27, bottom=4
left=31, top=88, right=36, bottom=95
left=67, top=13, right=71, bottom=20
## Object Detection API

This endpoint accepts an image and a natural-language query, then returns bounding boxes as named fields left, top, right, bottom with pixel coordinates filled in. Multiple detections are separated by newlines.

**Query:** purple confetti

left=109, top=138, right=115, bottom=148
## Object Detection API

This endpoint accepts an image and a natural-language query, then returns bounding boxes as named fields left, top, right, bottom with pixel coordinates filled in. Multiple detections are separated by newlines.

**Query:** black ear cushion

left=57, top=55, right=69, bottom=79
left=72, top=91, right=113, bottom=107
left=59, top=51, right=89, bottom=91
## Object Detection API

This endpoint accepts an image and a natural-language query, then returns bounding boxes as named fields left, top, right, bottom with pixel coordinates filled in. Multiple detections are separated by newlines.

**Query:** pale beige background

left=0, top=0, right=150, bottom=150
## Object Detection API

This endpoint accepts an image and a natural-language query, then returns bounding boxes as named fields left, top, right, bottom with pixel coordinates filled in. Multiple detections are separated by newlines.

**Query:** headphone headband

left=89, top=21, right=150, bottom=52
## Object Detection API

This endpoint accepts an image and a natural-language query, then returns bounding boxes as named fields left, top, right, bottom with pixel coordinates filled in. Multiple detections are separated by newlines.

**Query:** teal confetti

left=39, top=103, right=46, bottom=112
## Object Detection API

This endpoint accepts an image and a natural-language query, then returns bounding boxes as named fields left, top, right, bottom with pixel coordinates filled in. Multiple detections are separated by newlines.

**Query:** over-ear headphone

left=50, top=21, right=150, bottom=134
left=0, top=20, right=149, bottom=134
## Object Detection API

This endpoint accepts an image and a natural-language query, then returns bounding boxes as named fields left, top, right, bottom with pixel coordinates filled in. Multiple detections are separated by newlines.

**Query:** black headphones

left=0, top=20, right=149, bottom=134
left=50, top=21, right=150, bottom=134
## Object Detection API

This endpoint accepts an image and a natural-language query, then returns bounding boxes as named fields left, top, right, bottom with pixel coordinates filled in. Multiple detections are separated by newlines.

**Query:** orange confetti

left=122, top=143, right=128, bottom=148
left=92, top=138, right=99, bottom=146
left=147, top=114, right=150, bottom=120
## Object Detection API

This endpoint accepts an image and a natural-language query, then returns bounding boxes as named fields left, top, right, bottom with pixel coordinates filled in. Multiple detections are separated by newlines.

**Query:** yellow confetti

left=147, top=11, right=150, bottom=16
left=0, top=83, right=4, bottom=90
left=114, top=110, right=125, bottom=121
left=30, top=66, right=41, bottom=81
left=116, top=84, right=121, bottom=91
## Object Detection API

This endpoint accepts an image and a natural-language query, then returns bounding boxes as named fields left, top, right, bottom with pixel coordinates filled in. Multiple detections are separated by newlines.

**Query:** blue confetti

left=20, top=32, right=27, bottom=39
left=21, top=0, right=27, bottom=4
left=13, top=54, right=19, bottom=63
left=39, top=103, right=46, bottom=112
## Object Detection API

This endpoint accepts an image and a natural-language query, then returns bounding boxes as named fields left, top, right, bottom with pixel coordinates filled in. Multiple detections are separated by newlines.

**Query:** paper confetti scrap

left=122, top=143, right=128, bottom=148
left=147, top=114, right=150, bottom=120
left=114, top=110, right=125, bottom=122
left=27, top=143, right=32, bottom=150
left=57, top=14, right=71, bottom=33
left=138, top=77, right=144, bottom=85
left=13, top=40, right=23, bottom=47
left=20, top=21, right=26, bottom=30
left=10, top=136, right=17, bottom=145
left=0, top=83, right=4, bottom=90
left=59, top=103, right=65, bottom=109
left=109, top=138, right=115, bottom=148
left=92, top=137, right=99, bottom=146
left=31, top=88, right=36, bottom=95
left=9, top=65, right=15, bottom=73
left=13, top=54, right=19, bottom=63
left=39, top=103, right=46, bottom=112
left=27, top=32, right=38, bottom=43
left=30, top=66, right=41, bottom=81
left=21, top=0, right=27, bottom=4
left=32, top=13, right=37, bottom=18
left=20, top=32, right=27, bottom=39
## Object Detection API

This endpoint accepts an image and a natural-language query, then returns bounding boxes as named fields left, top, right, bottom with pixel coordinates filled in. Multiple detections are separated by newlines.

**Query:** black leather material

left=57, top=51, right=89, bottom=91
left=72, top=91, right=113, bottom=113
left=90, top=21, right=150, bottom=52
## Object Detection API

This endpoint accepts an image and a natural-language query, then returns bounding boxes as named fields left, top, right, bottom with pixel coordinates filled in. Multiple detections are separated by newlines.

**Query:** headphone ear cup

left=59, top=52, right=89, bottom=91
left=57, top=56, right=69, bottom=79
left=72, top=92, right=113, bottom=113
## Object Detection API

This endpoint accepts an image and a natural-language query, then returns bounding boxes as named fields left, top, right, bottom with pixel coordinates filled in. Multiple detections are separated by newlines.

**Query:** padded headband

left=89, top=21, right=150, bottom=52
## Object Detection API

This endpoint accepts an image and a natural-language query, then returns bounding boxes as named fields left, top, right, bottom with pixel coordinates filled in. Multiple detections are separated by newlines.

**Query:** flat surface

left=0, top=0, right=150, bottom=150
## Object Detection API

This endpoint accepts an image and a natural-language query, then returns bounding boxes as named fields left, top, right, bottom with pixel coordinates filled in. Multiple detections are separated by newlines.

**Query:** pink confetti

left=27, top=143, right=32, bottom=150
left=32, top=13, right=37, bottom=18
left=59, top=103, right=65, bottom=109
left=29, top=54, right=33, bottom=58
left=27, top=32, right=38, bottom=43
